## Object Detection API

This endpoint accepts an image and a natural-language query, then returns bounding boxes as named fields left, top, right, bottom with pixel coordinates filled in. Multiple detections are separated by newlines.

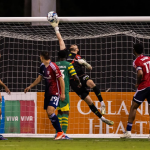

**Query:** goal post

left=0, top=17, right=150, bottom=138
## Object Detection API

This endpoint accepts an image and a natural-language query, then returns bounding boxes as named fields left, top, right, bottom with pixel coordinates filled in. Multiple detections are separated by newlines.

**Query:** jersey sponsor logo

left=59, top=66, right=66, bottom=68
left=83, top=75, right=89, bottom=80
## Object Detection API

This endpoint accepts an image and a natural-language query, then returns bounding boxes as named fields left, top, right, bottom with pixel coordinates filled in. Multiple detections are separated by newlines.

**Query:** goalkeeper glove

left=78, top=59, right=92, bottom=70
left=48, top=19, right=59, bottom=34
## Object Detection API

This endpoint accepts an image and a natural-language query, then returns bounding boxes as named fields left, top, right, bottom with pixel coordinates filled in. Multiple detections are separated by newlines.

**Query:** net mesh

left=0, top=21, right=149, bottom=136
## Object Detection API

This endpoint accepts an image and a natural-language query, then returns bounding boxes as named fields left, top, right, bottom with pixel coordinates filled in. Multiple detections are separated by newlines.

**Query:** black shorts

left=133, top=87, right=150, bottom=105
left=70, top=74, right=90, bottom=99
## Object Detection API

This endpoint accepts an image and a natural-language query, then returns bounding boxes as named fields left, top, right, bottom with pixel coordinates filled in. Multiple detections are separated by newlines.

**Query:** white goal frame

left=0, top=16, right=150, bottom=22
left=0, top=17, right=150, bottom=138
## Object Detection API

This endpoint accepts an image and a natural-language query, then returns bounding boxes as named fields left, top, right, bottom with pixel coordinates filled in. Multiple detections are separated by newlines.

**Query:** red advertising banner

left=20, top=101, right=35, bottom=133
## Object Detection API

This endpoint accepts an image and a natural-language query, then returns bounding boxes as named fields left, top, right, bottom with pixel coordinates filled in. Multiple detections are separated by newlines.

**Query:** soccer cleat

left=54, top=131, right=64, bottom=140
left=62, top=135, right=71, bottom=140
left=54, top=134, right=57, bottom=138
left=101, top=105, right=106, bottom=115
left=102, top=119, right=114, bottom=125
left=120, top=131, right=131, bottom=138
left=0, top=135, right=8, bottom=140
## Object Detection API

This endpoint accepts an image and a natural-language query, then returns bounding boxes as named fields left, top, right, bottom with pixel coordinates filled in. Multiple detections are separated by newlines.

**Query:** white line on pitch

left=1, top=145, right=19, bottom=147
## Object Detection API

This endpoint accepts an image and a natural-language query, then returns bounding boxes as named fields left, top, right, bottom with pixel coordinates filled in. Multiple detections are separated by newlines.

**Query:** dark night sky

left=0, top=0, right=150, bottom=16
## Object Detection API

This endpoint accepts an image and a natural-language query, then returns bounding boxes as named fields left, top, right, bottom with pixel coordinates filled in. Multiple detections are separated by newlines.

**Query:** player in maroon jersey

left=121, top=43, right=150, bottom=138
left=24, top=51, right=65, bottom=140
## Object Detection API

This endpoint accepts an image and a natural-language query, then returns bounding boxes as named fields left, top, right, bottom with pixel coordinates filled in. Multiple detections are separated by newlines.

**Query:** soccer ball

left=47, top=11, right=58, bottom=23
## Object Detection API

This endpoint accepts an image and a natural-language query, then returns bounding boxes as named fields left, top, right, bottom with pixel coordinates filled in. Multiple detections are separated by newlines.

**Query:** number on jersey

left=60, top=70, right=65, bottom=79
left=144, top=61, right=150, bottom=73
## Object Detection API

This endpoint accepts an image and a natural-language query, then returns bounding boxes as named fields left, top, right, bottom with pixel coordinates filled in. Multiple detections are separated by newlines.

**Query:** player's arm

left=72, top=75, right=82, bottom=88
left=0, top=92, right=1, bottom=102
left=0, top=79, right=10, bottom=94
left=24, top=75, right=43, bottom=93
left=56, top=30, right=66, bottom=50
left=47, top=17, right=66, bottom=50
left=136, top=69, right=143, bottom=88
left=68, top=63, right=82, bottom=87
left=78, top=59, right=92, bottom=70
left=58, top=76, right=65, bottom=101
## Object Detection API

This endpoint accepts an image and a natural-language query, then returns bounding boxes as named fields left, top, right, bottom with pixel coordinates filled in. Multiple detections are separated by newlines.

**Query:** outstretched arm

left=0, top=79, right=10, bottom=94
left=24, top=75, right=43, bottom=93
left=56, top=31, right=66, bottom=50
left=48, top=19, right=66, bottom=50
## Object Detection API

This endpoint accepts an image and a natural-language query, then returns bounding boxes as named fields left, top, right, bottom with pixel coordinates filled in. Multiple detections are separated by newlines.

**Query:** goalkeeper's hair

left=58, top=50, right=66, bottom=58
left=69, top=44, right=77, bottom=51
left=133, top=43, right=143, bottom=54
left=40, top=51, right=50, bottom=60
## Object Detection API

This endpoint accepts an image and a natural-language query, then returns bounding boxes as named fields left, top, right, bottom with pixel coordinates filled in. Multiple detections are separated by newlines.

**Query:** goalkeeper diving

left=47, top=15, right=114, bottom=126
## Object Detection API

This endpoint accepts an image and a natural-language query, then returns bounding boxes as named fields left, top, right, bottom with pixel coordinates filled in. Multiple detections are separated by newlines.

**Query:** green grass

left=0, top=138, right=150, bottom=150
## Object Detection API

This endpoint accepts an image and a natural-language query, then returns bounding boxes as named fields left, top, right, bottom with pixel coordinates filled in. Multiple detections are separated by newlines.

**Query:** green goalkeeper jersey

left=56, top=60, right=76, bottom=93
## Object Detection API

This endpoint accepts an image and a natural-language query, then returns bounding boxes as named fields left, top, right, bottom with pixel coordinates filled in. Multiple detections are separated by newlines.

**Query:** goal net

left=0, top=17, right=150, bottom=138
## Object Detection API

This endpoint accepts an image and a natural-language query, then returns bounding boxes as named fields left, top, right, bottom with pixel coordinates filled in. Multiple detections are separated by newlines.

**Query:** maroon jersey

left=133, top=55, right=150, bottom=90
left=39, top=61, right=62, bottom=97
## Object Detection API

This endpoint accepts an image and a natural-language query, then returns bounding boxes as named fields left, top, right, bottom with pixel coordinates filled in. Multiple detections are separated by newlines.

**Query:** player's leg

left=46, top=96, right=63, bottom=140
left=61, top=111, right=70, bottom=139
left=146, top=89, right=150, bottom=138
left=70, top=79, right=113, bottom=125
left=148, top=104, right=150, bottom=139
left=121, top=89, right=147, bottom=138
left=84, top=95, right=113, bottom=125
left=58, top=93, right=70, bottom=139
left=57, top=106, right=63, bottom=129
left=84, top=76, right=106, bottom=114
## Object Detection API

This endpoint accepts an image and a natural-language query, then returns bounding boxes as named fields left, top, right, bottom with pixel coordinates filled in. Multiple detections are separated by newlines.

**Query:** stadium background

left=0, top=0, right=150, bottom=136
left=0, top=35, right=142, bottom=92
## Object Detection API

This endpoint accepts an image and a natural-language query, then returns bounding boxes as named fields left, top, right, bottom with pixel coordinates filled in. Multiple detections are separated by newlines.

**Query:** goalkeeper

left=48, top=18, right=114, bottom=125
left=56, top=50, right=82, bottom=139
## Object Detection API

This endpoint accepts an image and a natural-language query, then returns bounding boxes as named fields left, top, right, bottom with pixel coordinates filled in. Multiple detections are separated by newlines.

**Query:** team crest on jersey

left=47, top=71, right=50, bottom=74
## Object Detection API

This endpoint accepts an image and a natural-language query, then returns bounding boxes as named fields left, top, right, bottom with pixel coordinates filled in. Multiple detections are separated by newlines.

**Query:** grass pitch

left=0, top=138, right=150, bottom=150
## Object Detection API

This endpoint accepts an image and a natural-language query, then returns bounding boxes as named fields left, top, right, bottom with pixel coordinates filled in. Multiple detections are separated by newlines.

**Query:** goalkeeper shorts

left=57, top=93, right=70, bottom=111
left=70, top=74, right=90, bottom=100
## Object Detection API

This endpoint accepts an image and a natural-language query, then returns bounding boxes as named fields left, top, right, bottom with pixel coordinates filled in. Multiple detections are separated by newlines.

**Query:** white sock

left=101, top=116, right=106, bottom=121
left=127, top=131, right=131, bottom=134
left=101, top=101, right=105, bottom=106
